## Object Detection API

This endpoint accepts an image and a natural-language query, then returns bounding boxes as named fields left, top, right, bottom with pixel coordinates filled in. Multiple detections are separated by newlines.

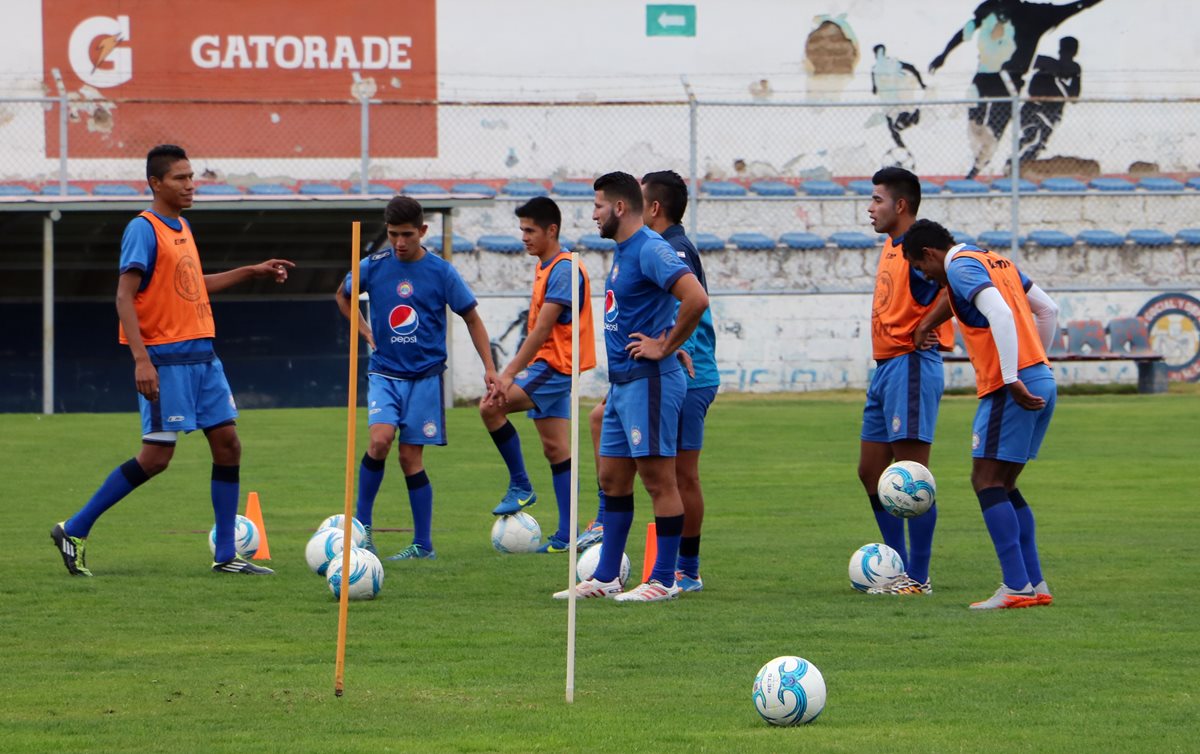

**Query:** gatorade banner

left=41, top=0, right=437, bottom=158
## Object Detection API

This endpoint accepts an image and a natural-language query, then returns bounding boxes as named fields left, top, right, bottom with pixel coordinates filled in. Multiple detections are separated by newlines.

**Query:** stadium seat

left=977, top=230, right=1024, bottom=248
left=950, top=229, right=975, bottom=245
left=558, top=238, right=575, bottom=251
left=1077, top=229, right=1125, bottom=247
left=1138, top=176, right=1184, bottom=192
left=401, top=183, right=447, bottom=195
left=39, top=184, right=87, bottom=196
left=367, top=183, right=398, bottom=195
left=0, top=185, right=34, bottom=196
left=1067, top=319, right=1110, bottom=355
left=501, top=181, right=549, bottom=197
left=700, top=181, right=746, bottom=197
left=1028, top=229, right=1075, bottom=247
left=1088, top=177, right=1134, bottom=192
left=694, top=233, right=727, bottom=252
left=247, top=183, right=292, bottom=195
left=1175, top=229, right=1200, bottom=245
left=1046, top=326, right=1068, bottom=356
left=1041, top=177, right=1087, bottom=192
left=919, top=181, right=943, bottom=196
left=943, top=179, right=988, bottom=195
left=991, top=177, right=1039, bottom=193
left=425, top=233, right=474, bottom=253
left=729, top=232, right=775, bottom=250
left=847, top=179, right=875, bottom=196
left=299, top=182, right=343, bottom=195
left=749, top=180, right=797, bottom=197
left=196, top=183, right=242, bottom=196
left=551, top=181, right=594, bottom=197
left=1186, top=177, right=1200, bottom=191
left=779, top=231, right=826, bottom=250
left=828, top=231, right=876, bottom=249
left=576, top=234, right=617, bottom=251
left=1107, top=317, right=1154, bottom=354
left=92, top=184, right=140, bottom=196
left=451, top=182, right=498, bottom=197
left=477, top=235, right=525, bottom=254
left=800, top=180, right=845, bottom=196
left=1127, top=229, right=1174, bottom=246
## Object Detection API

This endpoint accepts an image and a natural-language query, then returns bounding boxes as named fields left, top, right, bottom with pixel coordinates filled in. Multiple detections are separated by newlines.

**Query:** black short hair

left=514, top=196, right=561, bottom=235
left=872, top=166, right=921, bottom=215
left=146, top=144, right=188, bottom=180
left=901, top=219, right=956, bottom=261
left=385, top=195, right=424, bottom=226
left=593, top=171, right=643, bottom=213
left=641, top=170, right=689, bottom=224
left=1060, top=36, right=1079, bottom=57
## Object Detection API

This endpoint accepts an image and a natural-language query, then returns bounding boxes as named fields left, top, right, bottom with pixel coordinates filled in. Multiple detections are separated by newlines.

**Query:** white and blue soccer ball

left=208, top=514, right=260, bottom=558
left=490, top=511, right=541, bottom=553
left=318, top=514, right=367, bottom=547
left=849, top=542, right=905, bottom=591
left=576, top=543, right=631, bottom=586
left=877, top=461, right=936, bottom=518
left=753, top=656, right=827, bottom=726
left=326, top=547, right=382, bottom=600
left=305, top=528, right=346, bottom=575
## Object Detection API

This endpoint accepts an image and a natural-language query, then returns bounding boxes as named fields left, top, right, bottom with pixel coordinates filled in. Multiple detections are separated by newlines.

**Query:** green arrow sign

left=647, top=4, right=696, bottom=37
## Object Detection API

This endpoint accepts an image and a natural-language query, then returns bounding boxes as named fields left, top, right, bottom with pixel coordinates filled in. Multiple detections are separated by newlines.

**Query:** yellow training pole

left=334, top=221, right=362, bottom=697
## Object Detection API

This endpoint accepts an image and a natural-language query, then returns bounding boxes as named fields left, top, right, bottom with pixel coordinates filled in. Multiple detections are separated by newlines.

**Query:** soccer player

left=337, top=195, right=498, bottom=561
left=902, top=219, right=1059, bottom=610
left=640, top=170, right=718, bottom=592
left=479, top=197, right=596, bottom=552
left=553, top=171, right=708, bottom=603
left=50, top=144, right=293, bottom=576
left=859, top=167, right=954, bottom=596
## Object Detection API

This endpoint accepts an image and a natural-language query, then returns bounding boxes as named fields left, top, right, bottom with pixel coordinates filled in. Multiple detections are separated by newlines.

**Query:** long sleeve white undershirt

left=1025, top=283, right=1060, bottom=351
left=973, top=286, right=1020, bottom=384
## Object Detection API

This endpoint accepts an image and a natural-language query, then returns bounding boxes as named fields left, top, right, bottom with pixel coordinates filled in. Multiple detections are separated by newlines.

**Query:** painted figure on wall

left=1018, top=36, right=1081, bottom=162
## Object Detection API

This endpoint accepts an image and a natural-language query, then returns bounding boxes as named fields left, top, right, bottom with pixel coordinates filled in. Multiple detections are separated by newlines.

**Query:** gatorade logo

left=68, top=15, right=133, bottom=89
left=389, top=304, right=419, bottom=343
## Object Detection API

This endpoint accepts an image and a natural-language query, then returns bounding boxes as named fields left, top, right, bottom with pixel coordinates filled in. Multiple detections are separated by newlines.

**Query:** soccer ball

left=576, top=544, right=631, bottom=586
left=326, top=547, right=382, bottom=600
left=752, top=656, right=827, bottom=726
left=208, top=514, right=259, bottom=558
left=318, top=514, right=366, bottom=547
left=877, top=460, right=936, bottom=518
left=491, top=512, right=541, bottom=553
left=305, top=528, right=346, bottom=575
left=848, top=542, right=905, bottom=592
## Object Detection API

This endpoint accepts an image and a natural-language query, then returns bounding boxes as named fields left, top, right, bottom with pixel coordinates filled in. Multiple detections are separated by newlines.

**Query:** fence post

left=682, top=76, right=699, bottom=238
left=58, top=92, right=68, bottom=195
left=1009, top=91, right=1021, bottom=262
left=359, top=93, right=370, bottom=194
left=43, top=212, right=57, bottom=414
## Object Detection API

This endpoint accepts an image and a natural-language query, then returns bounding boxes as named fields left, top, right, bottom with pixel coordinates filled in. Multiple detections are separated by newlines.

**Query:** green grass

left=2, top=393, right=1197, bottom=753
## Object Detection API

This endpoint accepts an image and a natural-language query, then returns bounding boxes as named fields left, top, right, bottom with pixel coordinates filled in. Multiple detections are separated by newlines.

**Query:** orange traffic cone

left=640, top=521, right=657, bottom=583
left=244, top=491, right=272, bottom=560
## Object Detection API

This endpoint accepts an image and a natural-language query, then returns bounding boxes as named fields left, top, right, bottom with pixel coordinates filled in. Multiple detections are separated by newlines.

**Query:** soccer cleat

left=386, top=544, right=437, bottom=561
left=675, top=572, right=704, bottom=592
left=867, top=575, right=932, bottom=595
left=969, top=584, right=1038, bottom=610
left=50, top=522, right=92, bottom=577
left=212, top=556, right=274, bottom=575
left=613, top=579, right=682, bottom=603
left=575, top=520, right=604, bottom=550
left=552, top=577, right=622, bottom=600
left=491, top=486, right=537, bottom=516
left=361, top=525, right=378, bottom=556
left=536, top=535, right=569, bottom=554
left=1032, top=580, right=1053, bottom=606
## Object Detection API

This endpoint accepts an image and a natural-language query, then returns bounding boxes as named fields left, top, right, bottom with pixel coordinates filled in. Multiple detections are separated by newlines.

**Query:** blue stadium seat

left=700, top=181, right=746, bottom=197
left=477, top=235, right=525, bottom=254
left=847, top=179, right=875, bottom=196
left=1176, top=229, right=1200, bottom=245
left=1041, top=177, right=1086, bottom=192
left=729, top=232, right=775, bottom=250
left=749, top=180, right=796, bottom=197
left=247, top=183, right=292, bottom=195
left=1108, top=317, right=1154, bottom=354
left=950, top=229, right=975, bottom=245
left=551, top=181, right=594, bottom=197
left=919, top=181, right=943, bottom=196
left=991, top=178, right=1039, bottom=193
left=694, top=233, right=727, bottom=252
left=559, top=238, right=575, bottom=251
left=1028, top=229, right=1075, bottom=247
left=800, top=180, right=844, bottom=196
left=92, top=184, right=140, bottom=196
left=1067, top=320, right=1110, bottom=355
left=367, top=183, right=398, bottom=196
left=502, top=181, right=549, bottom=197
left=977, top=230, right=1024, bottom=248
left=1187, top=177, right=1200, bottom=191
left=401, top=183, right=447, bottom=195
left=299, top=182, right=343, bottom=196
left=577, top=234, right=617, bottom=251
left=196, top=183, right=242, bottom=196
left=943, top=179, right=989, bottom=195
left=40, top=184, right=87, bottom=196
left=1088, top=177, right=1134, bottom=192
left=1077, top=229, right=1124, bottom=247
left=0, top=185, right=34, bottom=196
left=1127, top=229, right=1173, bottom=246
left=779, top=232, right=826, bottom=250
left=829, top=231, right=876, bottom=249
left=451, top=182, right=498, bottom=197
left=425, top=233, right=474, bottom=253
left=1138, top=176, right=1184, bottom=192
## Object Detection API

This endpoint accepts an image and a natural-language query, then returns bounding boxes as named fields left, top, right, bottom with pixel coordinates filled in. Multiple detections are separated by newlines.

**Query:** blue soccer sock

left=549, top=459, right=572, bottom=542
left=406, top=470, right=434, bottom=551
left=906, top=503, right=938, bottom=584
left=489, top=421, right=531, bottom=490
left=870, top=494, right=909, bottom=569
left=211, top=464, right=240, bottom=563
left=650, top=514, right=685, bottom=587
left=677, top=535, right=701, bottom=578
left=594, top=485, right=606, bottom=526
left=977, top=486, right=1031, bottom=590
left=1010, top=488, right=1044, bottom=586
left=356, top=452, right=387, bottom=527
left=592, top=493, right=633, bottom=582
left=66, top=459, right=150, bottom=538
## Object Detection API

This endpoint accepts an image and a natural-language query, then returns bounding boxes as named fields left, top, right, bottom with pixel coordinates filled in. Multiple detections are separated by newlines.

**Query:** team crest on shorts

left=630, top=425, right=642, bottom=446
left=971, top=432, right=981, bottom=451
left=397, top=280, right=414, bottom=298
left=516, top=370, right=528, bottom=380
left=891, top=414, right=902, bottom=433
left=422, top=420, right=437, bottom=438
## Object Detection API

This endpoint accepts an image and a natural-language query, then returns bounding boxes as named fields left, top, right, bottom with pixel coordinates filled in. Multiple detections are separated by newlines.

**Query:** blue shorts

left=861, top=349, right=944, bottom=444
left=367, top=372, right=446, bottom=446
left=139, top=357, right=238, bottom=441
left=600, top=370, right=687, bottom=458
left=678, top=385, right=718, bottom=452
left=971, top=364, right=1056, bottom=463
left=514, top=360, right=572, bottom=420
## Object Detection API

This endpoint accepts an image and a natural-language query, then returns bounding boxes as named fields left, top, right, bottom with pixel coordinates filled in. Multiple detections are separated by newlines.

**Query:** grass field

left=2, top=392, right=1197, bottom=753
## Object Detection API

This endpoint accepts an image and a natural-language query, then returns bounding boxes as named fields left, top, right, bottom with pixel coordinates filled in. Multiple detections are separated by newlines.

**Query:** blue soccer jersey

left=603, top=226, right=692, bottom=383
left=945, top=244, right=1033, bottom=328
left=343, top=248, right=477, bottom=379
left=661, top=225, right=719, bottom=390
